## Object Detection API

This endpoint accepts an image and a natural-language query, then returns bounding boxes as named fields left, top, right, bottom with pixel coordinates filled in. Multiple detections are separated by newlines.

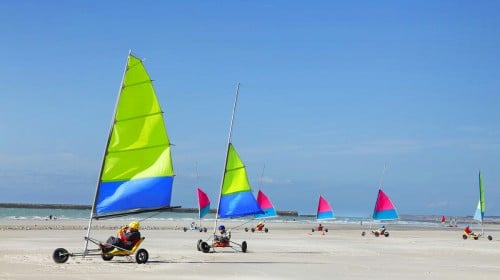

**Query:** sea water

left=0, top=207, right=450, bottom=228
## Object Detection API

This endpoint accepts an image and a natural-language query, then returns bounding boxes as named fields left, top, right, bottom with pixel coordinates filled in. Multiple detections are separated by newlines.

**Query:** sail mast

left=378, top=163, right=387, bottom=190
left=213, top=82, right=240, bottom=234
left=258, top=164, right=266, bottom=190
left=479, top=170, right=484, bottom=235
left=83, top=50, right=131, bottom=255
left=196, top=162, right=201, bottom=227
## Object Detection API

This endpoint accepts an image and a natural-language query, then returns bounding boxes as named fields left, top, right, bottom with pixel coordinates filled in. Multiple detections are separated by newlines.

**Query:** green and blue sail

left=473, top=171, right=485, bottom=223
left=218, top=143, right=262, bottom=218
left=93, top=54, right=174, bottom=218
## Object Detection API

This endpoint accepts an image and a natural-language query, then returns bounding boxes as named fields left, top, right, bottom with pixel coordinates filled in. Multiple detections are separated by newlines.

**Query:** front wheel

left=52, top=248, right=70, bottom=263
left=135, top=248, right=149, bottom=264
left=241, top=241, right=247, bottom=253
left=488, top=235, right=493, bottom=241
left=197, top=239, right=203, bottom=251
left=462, top=234, right=468, bottom=240
left=361, top=231, right=366, bottom=236
left=384, top=232, right=390, bottom=237
left=264, top=228, right=269, bottom=233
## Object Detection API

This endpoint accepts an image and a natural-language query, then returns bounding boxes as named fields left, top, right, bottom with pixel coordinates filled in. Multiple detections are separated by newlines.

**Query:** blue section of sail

left=200, top=205, right=210, bottom=219
left=96, top=176, right=173, bottom=215
left=254, top=207, right=277, bottom=219
left=473, top=201, right=483, bottom=222
left=373, top=209, right=398, bottom=220
left=218, top=192, right=263, bottom=218
left=317, top=211, right=334, bottom=220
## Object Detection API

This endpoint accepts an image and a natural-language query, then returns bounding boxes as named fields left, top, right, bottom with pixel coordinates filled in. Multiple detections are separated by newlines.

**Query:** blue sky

left=1, top=1, right=499, bottom=217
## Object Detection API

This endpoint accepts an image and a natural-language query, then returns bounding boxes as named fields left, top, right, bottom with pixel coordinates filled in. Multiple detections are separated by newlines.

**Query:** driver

left=102, top=221, right=141, bottom=252
left=214, top=225, right=231, bottom=242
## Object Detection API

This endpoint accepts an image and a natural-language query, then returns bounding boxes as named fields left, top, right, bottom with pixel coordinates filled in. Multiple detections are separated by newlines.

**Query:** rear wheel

left=52, top=248, right=70, bottom=263
left=241, top=241, right=247, bottom=253
left=203, top=227, right=207, bottom=233
left=135, top=249, right=149, bottom=264
left=374, top=231, right=380, bottom=237
left=183, top=227, right=187, bottom=232
left=264, top=228, right=269, bottom=233
left=462, top=234, right=468, bottom=240
left=245, top=228, right=249, bottom=232
left=251, top=228, right=255, bottom=233
left=325, top=228, right=328, bottom=233
left=488, top=235, right=493, bottom=241
left=101, top=254, right=114, bottom=261
left=361, top=231, right=366, bottom=236
left=201, top=242, right=210, bottom=253
left=311, top=228, right=315, bottom=232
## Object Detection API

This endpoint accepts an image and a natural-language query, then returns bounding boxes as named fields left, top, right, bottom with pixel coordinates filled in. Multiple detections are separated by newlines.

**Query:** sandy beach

left=1, top=219, right=499, bottom=279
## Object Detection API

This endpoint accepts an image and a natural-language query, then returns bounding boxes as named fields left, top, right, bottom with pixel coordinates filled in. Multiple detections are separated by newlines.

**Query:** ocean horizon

left=1, top=203, right=498, bottom=228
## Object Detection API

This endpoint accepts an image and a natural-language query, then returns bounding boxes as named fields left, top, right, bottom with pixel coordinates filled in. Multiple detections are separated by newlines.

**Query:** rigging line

left=378, top=162, right=387, bottom=190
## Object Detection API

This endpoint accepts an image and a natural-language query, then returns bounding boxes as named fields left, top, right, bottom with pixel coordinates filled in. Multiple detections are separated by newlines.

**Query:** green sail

left=94, top=54, right=174, bottom=216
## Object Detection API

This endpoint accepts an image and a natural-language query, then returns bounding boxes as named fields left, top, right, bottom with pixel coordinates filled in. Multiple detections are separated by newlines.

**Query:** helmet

left=218, top=225, right=225, bottom=230
left=129, top=221, right=140, bottom=230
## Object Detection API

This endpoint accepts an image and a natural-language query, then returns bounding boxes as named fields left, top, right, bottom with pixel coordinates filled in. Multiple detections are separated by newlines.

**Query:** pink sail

left=197, top=188, right=210, bottom=219
left=254, top=190, right=277, bottom=219
left=372, top=189, right=398, bottom=220
left=316, top=195, right=334, bottom=220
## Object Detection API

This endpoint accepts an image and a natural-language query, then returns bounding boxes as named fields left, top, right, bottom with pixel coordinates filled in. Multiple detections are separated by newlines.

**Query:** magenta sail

left=316, top=195, right=335, bottom=220
left=197, top=188, right=211, bottom=219
left=254, top=190, right=277, bottom=219
left=372, top=189, right=398, bottom=220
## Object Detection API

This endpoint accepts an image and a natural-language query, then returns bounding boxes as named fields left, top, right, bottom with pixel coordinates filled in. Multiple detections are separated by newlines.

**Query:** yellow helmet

left=129, top=221, right=140, bottom=230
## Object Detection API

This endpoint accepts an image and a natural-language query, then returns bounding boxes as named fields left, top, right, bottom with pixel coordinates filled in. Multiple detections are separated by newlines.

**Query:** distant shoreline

left=0, top=203, right=300, bottom=217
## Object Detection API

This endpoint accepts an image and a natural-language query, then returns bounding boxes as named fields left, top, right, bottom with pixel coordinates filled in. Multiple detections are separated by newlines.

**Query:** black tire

left=201, top=242, right=210, bottom=253
left=374, top=231, right=380, bottom=237
left=462, top=234, right=468, bottom=240
left=361, top=231, right=366, bottom=236
left=101, top=254, right=114, bottom=261
left=183, top=227, right=187, bottom=232
left=264, top=228, right=269, bottom=233
left=52, top=248, right=70, bottom=264
left=241, top=241, right=247, bottom=253
left=488, top=235, right=493, bottom=241
left=245, top=227, right=249, bottom=232
left=203, top=227, right=207, bottom=233
left=474, top=236, right=479, bottom=240
left=311, top=228, right=315, bottom=232
left=325, top=228, right=328, bottom=233
left=197, top=239, right=203, bottom=251
left=384, top=232, right=389, bottom=237
left=135, top=248, right=149, bottom=264
left=251, top=228, right=255, bottom=233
